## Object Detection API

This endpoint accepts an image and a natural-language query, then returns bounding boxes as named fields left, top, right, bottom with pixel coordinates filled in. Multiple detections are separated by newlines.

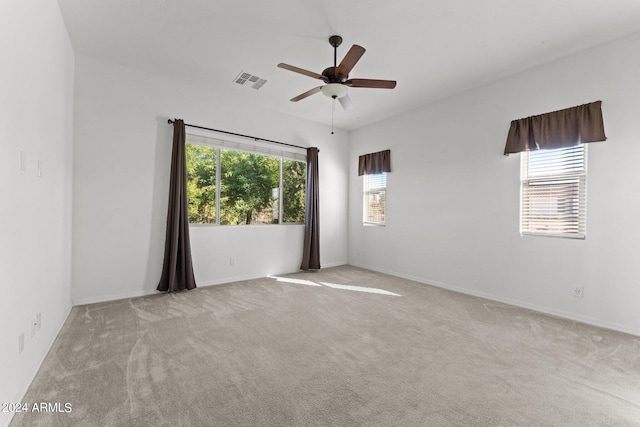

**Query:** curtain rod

left=168, top=119, right=311, bottom=151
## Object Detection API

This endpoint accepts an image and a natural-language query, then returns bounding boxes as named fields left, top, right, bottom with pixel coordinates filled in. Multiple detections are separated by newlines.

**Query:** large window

left=186, top=143, right=306, bottom=225
left=363, top=172, right=387, bottom=225
left=520, top=144, right=586, bottom=238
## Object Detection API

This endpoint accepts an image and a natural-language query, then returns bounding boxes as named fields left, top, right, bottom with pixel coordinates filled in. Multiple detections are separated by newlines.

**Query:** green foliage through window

left=282, top=159, right=307, bottom=223
left=186, top=145, right=217, bottom=224
left=186, top=143, right=306, bottom=225
left=220, top=149, right=279, bottom=225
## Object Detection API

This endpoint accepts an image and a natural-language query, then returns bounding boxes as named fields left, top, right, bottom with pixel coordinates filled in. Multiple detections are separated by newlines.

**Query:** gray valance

left=503, top=101, right=606, bottom=156
left=358, top=149, right=391, bottom=176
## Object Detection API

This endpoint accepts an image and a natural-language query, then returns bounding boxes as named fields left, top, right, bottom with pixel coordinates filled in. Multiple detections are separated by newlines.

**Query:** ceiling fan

left=278, top=35, right=396, bottom=111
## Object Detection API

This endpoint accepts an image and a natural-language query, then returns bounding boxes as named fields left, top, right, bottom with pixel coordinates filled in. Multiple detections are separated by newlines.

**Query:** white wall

left=72, top=56, right=349, bottom=304
left=349, top=32, right=640, bottom=336
left=0, top=1, right=75, bottom=426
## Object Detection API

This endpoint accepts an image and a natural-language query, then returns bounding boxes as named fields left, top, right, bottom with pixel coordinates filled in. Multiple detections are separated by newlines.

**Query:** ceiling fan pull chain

left=332, top=97, right=338, bottom=134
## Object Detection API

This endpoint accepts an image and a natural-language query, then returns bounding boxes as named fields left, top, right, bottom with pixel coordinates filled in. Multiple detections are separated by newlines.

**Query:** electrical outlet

left=572, top=286, right=584, bottom=298
left=19, top=333, right=24, bottom=354
left=36, top=312, right=42, bottom=330
left=229, top=257, right=235, bottom=267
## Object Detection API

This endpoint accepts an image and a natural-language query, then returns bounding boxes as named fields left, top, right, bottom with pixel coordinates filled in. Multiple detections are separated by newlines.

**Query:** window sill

left=520, top=231, right=585, bottom=240
left=189, top=223, right=305, bottom=228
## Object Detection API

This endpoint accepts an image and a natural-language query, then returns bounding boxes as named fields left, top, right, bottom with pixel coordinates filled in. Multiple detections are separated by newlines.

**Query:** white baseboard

left=197, top=262, right=347, bottom=287
left=197, top=272, right=281, bottom=288
left=72, top=261, right=639, bottom=337
left=72, top=262, right=348, bottom=306
left=349, top=262, right=640, bottom=338
left=72, top=288, right=159, bottom=306
left=3, top=303, right=73, bottom=427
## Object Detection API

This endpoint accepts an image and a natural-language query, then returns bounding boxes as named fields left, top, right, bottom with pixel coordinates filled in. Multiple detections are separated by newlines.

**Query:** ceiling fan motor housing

left=322, top=66, right=348, bottom=83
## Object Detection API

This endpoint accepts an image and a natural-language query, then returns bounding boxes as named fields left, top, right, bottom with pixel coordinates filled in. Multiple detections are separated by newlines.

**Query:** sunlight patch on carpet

left=268, top=275, right=401, bottom=296
left=319, top=282, right=401, bottom=296
left=268, top=276, right=322, bottom=287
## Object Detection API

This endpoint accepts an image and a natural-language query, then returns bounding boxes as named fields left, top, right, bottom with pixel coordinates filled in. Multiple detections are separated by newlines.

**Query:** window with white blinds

left=364, top=172, right=387, bottom=225
left=520, top=144, right=586, bottom=238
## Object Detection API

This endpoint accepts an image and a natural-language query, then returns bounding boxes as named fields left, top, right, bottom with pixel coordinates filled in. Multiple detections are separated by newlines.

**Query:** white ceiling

left=57, top=0, right=640, bottom=131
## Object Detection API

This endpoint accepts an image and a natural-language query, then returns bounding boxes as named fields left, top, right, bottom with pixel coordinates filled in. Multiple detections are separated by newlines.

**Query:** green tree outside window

left=186, top=144, right=306, bottom=225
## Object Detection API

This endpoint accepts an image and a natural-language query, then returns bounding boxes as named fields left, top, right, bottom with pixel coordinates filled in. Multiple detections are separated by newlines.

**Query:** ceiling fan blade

left=335, top=45, right=366, bottom=77
left=348, top=79, right=397, bottom=89
left=290, top=86, right=323, bottom=102
left=338, top=94, right=353, bottom=111
left=278, top=63, right=327, bottom=81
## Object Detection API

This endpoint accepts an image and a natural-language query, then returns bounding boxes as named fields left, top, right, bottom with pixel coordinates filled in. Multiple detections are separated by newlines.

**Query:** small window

left=364, top=172, right=387, bottom=225
left=520, top=144, right=586, bottom=238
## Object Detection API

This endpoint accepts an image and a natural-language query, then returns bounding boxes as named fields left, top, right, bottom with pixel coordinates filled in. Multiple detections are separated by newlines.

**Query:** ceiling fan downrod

left=329, top=35, right=342, bottom=68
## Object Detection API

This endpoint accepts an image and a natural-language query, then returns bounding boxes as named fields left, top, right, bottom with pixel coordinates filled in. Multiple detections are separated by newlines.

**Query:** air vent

left=233, top=71, right=267, bottom=90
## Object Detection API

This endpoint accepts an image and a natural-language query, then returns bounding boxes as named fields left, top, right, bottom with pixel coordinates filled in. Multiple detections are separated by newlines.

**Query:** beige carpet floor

left=10, top=266, right=640, bottom=426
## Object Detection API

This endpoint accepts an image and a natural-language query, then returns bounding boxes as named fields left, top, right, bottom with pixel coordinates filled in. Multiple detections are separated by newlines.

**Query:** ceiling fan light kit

left=321, top=83, right=348, bottom=99
left=277, top=35, right=396, bottom=112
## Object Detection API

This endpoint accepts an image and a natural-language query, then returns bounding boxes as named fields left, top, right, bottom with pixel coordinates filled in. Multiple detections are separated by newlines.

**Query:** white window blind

left=520, top=144, right=586, bottom=238
left=364, top=172, right=387, bottom=225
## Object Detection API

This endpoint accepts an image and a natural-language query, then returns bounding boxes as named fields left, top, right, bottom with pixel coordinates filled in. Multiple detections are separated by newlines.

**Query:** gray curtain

left=300, top=147, right=320, bottom=271
left=504, top=101, right=606, bottom=155
left=157, top=119, right=196, bottom=292
left=358, top=149, right=391, bottom=176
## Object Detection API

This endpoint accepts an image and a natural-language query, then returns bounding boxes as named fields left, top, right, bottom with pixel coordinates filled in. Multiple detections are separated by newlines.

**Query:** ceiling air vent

left=233, top=71, right=267, bottom=90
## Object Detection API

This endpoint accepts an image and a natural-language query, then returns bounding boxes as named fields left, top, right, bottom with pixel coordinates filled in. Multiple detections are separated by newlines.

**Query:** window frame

left=363, top=172, right=387, bottom=226
left=186, top=141, right=306, bottom=226
left=520, top=144, right=587, bottom=239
